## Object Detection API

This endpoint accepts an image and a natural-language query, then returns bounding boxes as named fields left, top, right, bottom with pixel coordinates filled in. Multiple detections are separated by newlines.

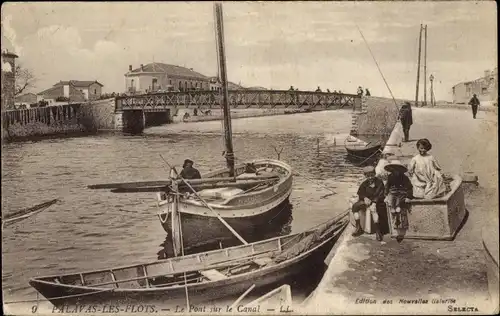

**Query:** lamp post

left=429, top=74, right=435, bottom=107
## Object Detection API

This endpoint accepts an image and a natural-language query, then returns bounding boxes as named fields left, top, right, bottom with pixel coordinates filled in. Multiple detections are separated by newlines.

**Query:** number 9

left=32, top=305, right=38, bottom=313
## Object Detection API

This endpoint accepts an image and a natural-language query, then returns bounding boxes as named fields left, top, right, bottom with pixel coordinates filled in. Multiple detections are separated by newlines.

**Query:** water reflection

left=157, top=201, right=294, bottom=259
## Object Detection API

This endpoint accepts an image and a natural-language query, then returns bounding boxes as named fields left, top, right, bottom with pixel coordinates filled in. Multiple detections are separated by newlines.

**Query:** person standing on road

left=398, top=102, right=413, bottom=142
left=468, top=94, right=480, bottom=119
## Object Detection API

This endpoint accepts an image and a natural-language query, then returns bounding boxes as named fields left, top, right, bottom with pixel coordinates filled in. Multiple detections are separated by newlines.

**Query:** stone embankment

left=2, top=98, right=116, bottom=142
left=302, top=107, right=498, bottom=314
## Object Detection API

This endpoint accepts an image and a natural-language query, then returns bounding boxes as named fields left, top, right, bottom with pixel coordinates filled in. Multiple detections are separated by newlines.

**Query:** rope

left=4, top=288, right=115, bottom=304
left=355, top=24, right=399, bottom=111
left=356, top=148, right=384, bottom=166
left=293, top=171, right=336, bottom=194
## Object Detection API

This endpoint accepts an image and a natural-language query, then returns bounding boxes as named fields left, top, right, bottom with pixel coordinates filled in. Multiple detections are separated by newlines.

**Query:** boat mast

left=415, top=24, right=423, bottom=107
left=214, top=2, right=235, bottom=177
left=423, top=25, right=428, bottom=107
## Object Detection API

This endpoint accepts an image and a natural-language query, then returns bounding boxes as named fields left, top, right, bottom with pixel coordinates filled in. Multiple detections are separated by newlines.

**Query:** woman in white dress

left=407, top=139, right=447, bottom=199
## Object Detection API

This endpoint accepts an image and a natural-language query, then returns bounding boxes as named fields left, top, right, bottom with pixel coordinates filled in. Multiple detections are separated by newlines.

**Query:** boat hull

left=161, top=191, right=292, bottom=248
left=345, top=144, right=382, bottom=160
left=157, top=159, right=293, bottom=247
left=30, top=223, right=345, bottom=308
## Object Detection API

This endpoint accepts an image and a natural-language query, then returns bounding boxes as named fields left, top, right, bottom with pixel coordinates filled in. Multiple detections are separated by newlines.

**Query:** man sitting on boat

left=180, top=159, right=201, bottom=180
left=351, top=166, right=385, bottom=241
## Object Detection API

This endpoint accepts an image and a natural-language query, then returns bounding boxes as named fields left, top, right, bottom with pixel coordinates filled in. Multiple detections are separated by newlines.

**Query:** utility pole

left=415, top=24, right=423, bottom=108
left=430, top=74, right=435, bottom=107
left=423, top=25, right=428, bottom=107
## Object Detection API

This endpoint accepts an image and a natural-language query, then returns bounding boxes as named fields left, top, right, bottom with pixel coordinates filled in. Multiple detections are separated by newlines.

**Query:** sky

left=1, top=1, right=497, bottom=100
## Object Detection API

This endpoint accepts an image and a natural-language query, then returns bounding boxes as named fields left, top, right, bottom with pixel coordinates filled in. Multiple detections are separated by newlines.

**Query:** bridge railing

left=116, top=90, right=360, bottom=111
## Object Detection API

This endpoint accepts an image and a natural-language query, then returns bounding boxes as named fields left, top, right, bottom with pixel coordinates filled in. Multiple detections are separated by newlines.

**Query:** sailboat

left=88, top=3, right=293, bottom=254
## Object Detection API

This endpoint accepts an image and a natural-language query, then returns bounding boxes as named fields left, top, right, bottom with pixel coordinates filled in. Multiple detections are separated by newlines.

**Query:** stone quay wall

left=350, top=96, right=405, bottom=136
left=1, top=98, right=116, bottom=142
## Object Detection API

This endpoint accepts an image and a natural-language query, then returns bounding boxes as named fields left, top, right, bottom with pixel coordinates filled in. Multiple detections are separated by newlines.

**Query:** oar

left=179, top=178, right=249, bottom=245
left=88, top=175, right=279, bottom=190
left=3, top=199, right=60, bottom=227
left=109, top=179, right=278, bottom=193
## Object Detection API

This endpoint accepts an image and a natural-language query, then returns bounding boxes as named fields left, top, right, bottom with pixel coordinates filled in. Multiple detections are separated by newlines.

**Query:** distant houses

left=14, top=92, right=37, bottom=107
left=124, top=62, right=252, bottom=94
left=246, top=86, right=268, bottom=90
left=36, top=80, right=104, bottom=106
left=452, top=68, right=498, bottom=104
left=208, top=76, right=246, bottom=91
left=124, top=63, right=209, bottom=94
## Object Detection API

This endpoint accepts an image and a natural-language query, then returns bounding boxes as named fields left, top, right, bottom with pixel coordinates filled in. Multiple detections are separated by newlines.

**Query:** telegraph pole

left=429, top=74, right=435, bottom=107
left=415, top=24, right=423, bottom=107
left=423, top=25, right=428, bottom=107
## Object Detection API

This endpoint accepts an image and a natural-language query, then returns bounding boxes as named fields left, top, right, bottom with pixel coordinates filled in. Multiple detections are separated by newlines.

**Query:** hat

left=183, top=159, right=194, bottom=168
left=362, top=166, right=375, bottom=174
left=384, top=159, right=408, bottom=173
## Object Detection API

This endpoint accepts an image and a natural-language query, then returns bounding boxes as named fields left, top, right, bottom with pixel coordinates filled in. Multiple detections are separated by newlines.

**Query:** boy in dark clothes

left=180, top=159, right=201, bottom=180
left=351, top=166, right=385, bottom=241
left=384, top=159, right=413, bottom=214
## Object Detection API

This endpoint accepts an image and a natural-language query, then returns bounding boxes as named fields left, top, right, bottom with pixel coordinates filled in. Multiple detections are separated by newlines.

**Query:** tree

left=14, top=64, right=36, bottom=96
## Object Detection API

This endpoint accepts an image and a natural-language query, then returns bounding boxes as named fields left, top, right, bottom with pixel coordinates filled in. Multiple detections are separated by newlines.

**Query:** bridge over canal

left=116, top=89, right=361, bottom=111
left=2, top=90, right=362, bottom=139
left=116, top=89, right=361, bottom=133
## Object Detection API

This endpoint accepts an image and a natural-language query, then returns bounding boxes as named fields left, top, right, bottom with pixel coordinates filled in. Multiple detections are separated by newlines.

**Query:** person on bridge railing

left=365, top=88, right=371, bottom=96
left=315, top=86, right=322, bottom=92
left=357, top=86, right=364, bottom=96
left=327, top=89, right=331, bottom=93
left=289, top=85, right=295, bottom=91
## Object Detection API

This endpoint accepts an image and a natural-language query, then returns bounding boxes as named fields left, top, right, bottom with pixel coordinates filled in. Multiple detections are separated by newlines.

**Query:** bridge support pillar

left=144, top=110, right=171, bottom=127
left=121, top=110, right=145, bottom=134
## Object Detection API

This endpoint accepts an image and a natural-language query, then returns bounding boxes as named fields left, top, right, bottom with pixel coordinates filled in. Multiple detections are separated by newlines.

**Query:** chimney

left=140, top=64, right=144, bottom=71
left=129, top=65, right=132, bottom=71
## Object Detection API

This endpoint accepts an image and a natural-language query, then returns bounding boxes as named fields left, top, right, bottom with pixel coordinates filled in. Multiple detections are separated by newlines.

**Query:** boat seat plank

left=253, top=257, right=273, bottom=266
left=200, top=269, right=228, bottom=281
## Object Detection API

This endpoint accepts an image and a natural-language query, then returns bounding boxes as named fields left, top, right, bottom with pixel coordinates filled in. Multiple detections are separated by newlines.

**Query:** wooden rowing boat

left=29, top=211, right=348, bottom=308
left=344, top=135, right=384, bottom=161
left=2, top=199, right=59, bottom=227
left=157, top=159, right=293, bottom=247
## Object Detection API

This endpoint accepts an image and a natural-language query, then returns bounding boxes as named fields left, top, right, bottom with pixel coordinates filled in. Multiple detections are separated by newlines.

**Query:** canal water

left=2, top=110, right=367, bottom=306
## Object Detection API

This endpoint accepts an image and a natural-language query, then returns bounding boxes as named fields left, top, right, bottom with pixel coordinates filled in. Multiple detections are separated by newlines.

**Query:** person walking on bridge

left=468, top=94, right=480, bottom=119
left=357, top=86, right=364, bottom=96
